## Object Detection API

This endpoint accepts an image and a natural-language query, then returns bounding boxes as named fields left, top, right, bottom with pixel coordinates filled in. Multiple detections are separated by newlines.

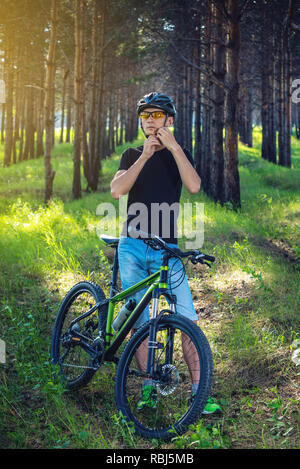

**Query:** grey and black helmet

left=137, top=92, right=176, bottom=117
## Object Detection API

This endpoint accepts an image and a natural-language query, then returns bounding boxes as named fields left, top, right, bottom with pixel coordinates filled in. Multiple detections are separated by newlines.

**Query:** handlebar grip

left=193, top=253, right=215, bottom=264
left=204, top=254, right=215, bottom=262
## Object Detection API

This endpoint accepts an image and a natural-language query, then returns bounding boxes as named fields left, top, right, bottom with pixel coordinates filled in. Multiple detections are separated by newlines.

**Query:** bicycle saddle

left=99, top=235, right=119, bottom=247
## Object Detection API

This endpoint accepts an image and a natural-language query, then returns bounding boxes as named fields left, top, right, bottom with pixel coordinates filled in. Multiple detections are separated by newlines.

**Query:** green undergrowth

left=0, top=129, right=299, bottom=449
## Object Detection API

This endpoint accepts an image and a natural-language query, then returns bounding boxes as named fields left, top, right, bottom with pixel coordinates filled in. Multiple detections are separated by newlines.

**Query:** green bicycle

left=50, top=233, right=215, bottom=440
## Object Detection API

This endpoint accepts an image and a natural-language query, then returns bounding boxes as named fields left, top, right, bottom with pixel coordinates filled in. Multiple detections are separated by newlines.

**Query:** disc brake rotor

left=156, top=364, right=179, bottom=396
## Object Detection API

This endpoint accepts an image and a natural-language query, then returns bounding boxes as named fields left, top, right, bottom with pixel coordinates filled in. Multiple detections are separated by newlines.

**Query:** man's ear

left=166, top=116, right=174, bottom=127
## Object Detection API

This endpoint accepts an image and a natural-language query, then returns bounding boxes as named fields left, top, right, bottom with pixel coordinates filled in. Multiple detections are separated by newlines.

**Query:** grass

left=0, top=129, right=299, bottom=449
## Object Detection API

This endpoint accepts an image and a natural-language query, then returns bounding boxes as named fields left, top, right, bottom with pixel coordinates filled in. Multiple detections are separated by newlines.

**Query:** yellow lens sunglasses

left=139, top=110, right=166, bottom=120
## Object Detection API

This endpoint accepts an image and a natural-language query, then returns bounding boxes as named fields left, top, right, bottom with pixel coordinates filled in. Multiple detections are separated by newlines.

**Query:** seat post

left=99, top=235, right=120, bottom=297
left=109, top=246, right=119, bottom=298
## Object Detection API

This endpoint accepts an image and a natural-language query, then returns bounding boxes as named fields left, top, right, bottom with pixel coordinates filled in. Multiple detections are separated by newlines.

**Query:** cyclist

left=110, top=92, right=221, bottom=415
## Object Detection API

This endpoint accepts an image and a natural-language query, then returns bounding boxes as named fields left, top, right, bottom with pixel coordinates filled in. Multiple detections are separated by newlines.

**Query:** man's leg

left=118, top=237, right=150, bottom=329
left=118, top=237, right=150, bottom=373
left=148, top=245, right=200, bottom=387
left=181, top=321, right=200, bottom=385
left=132, top=333, right=149, bottom=374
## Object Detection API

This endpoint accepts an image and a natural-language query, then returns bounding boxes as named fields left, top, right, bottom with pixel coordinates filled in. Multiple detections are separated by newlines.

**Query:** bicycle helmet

left=137, top=92, right=176, bottom=117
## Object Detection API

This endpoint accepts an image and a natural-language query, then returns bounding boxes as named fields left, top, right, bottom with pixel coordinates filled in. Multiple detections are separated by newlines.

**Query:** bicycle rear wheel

left=50, top=281, right=107, bottom=390
left=114, top=313, right=213, bottom=440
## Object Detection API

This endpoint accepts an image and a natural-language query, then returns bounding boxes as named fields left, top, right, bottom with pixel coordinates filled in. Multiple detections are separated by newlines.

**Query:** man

left=110, top=92, right=221, bottom=414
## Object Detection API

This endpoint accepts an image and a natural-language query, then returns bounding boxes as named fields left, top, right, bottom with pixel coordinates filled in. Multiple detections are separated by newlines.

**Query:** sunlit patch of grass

left=0, top=128, right=299, bottom=449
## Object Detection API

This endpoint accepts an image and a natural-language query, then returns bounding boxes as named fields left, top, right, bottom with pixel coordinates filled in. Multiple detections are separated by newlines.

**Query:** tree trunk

left=261, top=9, right=276, bottom=163
left=18, top=97, right=25, bottom=162
left=1, top=104, right=5, bottom=144
left=92, top=0, right=106, bottom=191
left=261, top=17, right=269, bottom=161
left=223, top=0, right=241, bottom=209
left=278, top=30, right=284, bottom=165
left=285, top=28, right=292, bottom=167
left=87, top=0, right=99, bottom=188
left=4, top=35, right=13, bottom=167
left=119, top=70, right=125, bottom=145
left=60, top=69, right=68, bottom=143
left=268, top=39, right=277, bottom=163
left=12, top=63, right=21, bottom=164
left=80, top=1, right=91, bottom=188
left=247, top=85, right=253, bottom=148
left=66, top=71, right=72, bottom=143
left=194, top=40, right=202, bottom=174
left=278, top=0, right=293, bottom=167
left=36, top=63, right=45, bottom=157
left=200, top=7, right=212, bottom=195
left=187, top=61, right=193, bottom=152
left=73, top=0, right=83, bottom=199
left=295, top=104, right=300, bottom=139
left=210, top=1, right=225, bottom=203
left=44, top=0, right=57, bottom=203
left=26, top=84, right=35, bottom=159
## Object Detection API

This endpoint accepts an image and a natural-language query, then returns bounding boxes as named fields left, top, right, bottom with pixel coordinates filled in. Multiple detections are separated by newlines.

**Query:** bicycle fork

left=146, top=290, right=176, bottom=379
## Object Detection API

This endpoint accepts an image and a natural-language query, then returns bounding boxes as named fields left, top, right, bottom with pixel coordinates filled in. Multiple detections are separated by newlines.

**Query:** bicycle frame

left=68, top=245, right=177, bottom=371
left=104, top=265, right=176, bottom=362
left=104, top=270, right=160, bottom=360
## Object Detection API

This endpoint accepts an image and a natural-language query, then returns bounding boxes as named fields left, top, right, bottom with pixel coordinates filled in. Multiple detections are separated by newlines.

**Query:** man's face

left=140, top=107, right=174, bottom=137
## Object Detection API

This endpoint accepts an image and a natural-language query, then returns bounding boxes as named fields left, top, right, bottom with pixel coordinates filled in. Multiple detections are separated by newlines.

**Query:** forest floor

left=0, top=129, right=299, bottom=449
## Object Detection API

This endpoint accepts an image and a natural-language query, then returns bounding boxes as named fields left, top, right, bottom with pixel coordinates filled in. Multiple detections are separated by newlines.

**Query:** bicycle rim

left=115, top=314, right=213, bottom=439
left=51, top=283, right=105, bottom=389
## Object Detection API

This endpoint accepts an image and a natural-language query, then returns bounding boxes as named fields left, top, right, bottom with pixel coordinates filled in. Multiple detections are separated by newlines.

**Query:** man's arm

left=156, top=127, right=201, bottom=194
left=110, top=159, right=147, bottom=199
left=170, top=145, right=201, bottom=194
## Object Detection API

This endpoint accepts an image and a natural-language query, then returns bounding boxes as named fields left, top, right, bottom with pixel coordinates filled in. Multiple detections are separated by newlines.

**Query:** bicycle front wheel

left=115, top=313, right=213, bottom=440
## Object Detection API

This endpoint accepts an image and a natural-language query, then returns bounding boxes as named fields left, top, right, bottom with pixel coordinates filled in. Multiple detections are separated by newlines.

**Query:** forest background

left=0, top=0, right=299, bottom=450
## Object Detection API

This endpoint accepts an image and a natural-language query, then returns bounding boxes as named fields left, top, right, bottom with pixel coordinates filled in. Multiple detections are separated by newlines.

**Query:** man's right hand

left=111, top=136, right=163, bottom=199
left=142, top=135, right=163, bottom=160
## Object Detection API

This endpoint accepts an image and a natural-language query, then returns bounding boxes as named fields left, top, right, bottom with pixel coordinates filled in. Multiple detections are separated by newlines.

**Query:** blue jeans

left=118, top=236, right=198, bottom=329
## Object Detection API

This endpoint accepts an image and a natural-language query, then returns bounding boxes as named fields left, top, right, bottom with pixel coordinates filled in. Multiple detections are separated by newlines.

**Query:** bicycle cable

left=168, top=257, right=186, bottom=291
left=166, top=255, right=199, bottom=316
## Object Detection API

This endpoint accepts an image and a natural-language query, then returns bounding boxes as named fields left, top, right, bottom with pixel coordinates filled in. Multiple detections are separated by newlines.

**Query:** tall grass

left=0, top=128, right=299, bottom=449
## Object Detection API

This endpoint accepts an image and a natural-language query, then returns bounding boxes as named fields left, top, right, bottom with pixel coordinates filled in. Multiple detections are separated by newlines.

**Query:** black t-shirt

left=117, top=145, right=194, bottom=244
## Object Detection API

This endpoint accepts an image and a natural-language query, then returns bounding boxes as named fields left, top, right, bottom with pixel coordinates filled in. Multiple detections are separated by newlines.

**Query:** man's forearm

left=110, top=154, right=148, bottom=198
left=171, top=145, right=201, bottom=194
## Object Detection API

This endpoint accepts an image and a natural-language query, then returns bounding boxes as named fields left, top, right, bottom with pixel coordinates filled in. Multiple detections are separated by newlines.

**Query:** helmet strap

left=140, top=118, right=148, bottom=137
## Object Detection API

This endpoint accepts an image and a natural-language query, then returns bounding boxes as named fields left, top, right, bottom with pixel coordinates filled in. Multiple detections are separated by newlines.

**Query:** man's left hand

left=156, top=127, right=179, bottom=152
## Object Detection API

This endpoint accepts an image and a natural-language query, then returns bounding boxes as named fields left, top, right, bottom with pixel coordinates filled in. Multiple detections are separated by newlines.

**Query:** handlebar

left=128, top=228, right=215, bottom=267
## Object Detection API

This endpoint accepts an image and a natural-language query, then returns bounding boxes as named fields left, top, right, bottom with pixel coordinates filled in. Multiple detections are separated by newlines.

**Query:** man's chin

left=144, top=128, right=157, bottom=136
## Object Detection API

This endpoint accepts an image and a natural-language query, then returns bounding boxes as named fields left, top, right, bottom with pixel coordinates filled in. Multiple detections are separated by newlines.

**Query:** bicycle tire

left=114, top=313, right=213, bottom=440
left=50, top=281, right=107, bottom=390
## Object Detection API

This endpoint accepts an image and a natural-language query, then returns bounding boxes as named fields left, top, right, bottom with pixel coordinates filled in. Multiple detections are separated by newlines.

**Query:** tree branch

left=291, top=22, right=300, bottom=31
left=168, top=39, right=229, bottom=92
left=238, top=0, right=254, bottom=21
left=284, top=0, right=295, bottom=33
left=138, top=18, right=229, bottom=92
